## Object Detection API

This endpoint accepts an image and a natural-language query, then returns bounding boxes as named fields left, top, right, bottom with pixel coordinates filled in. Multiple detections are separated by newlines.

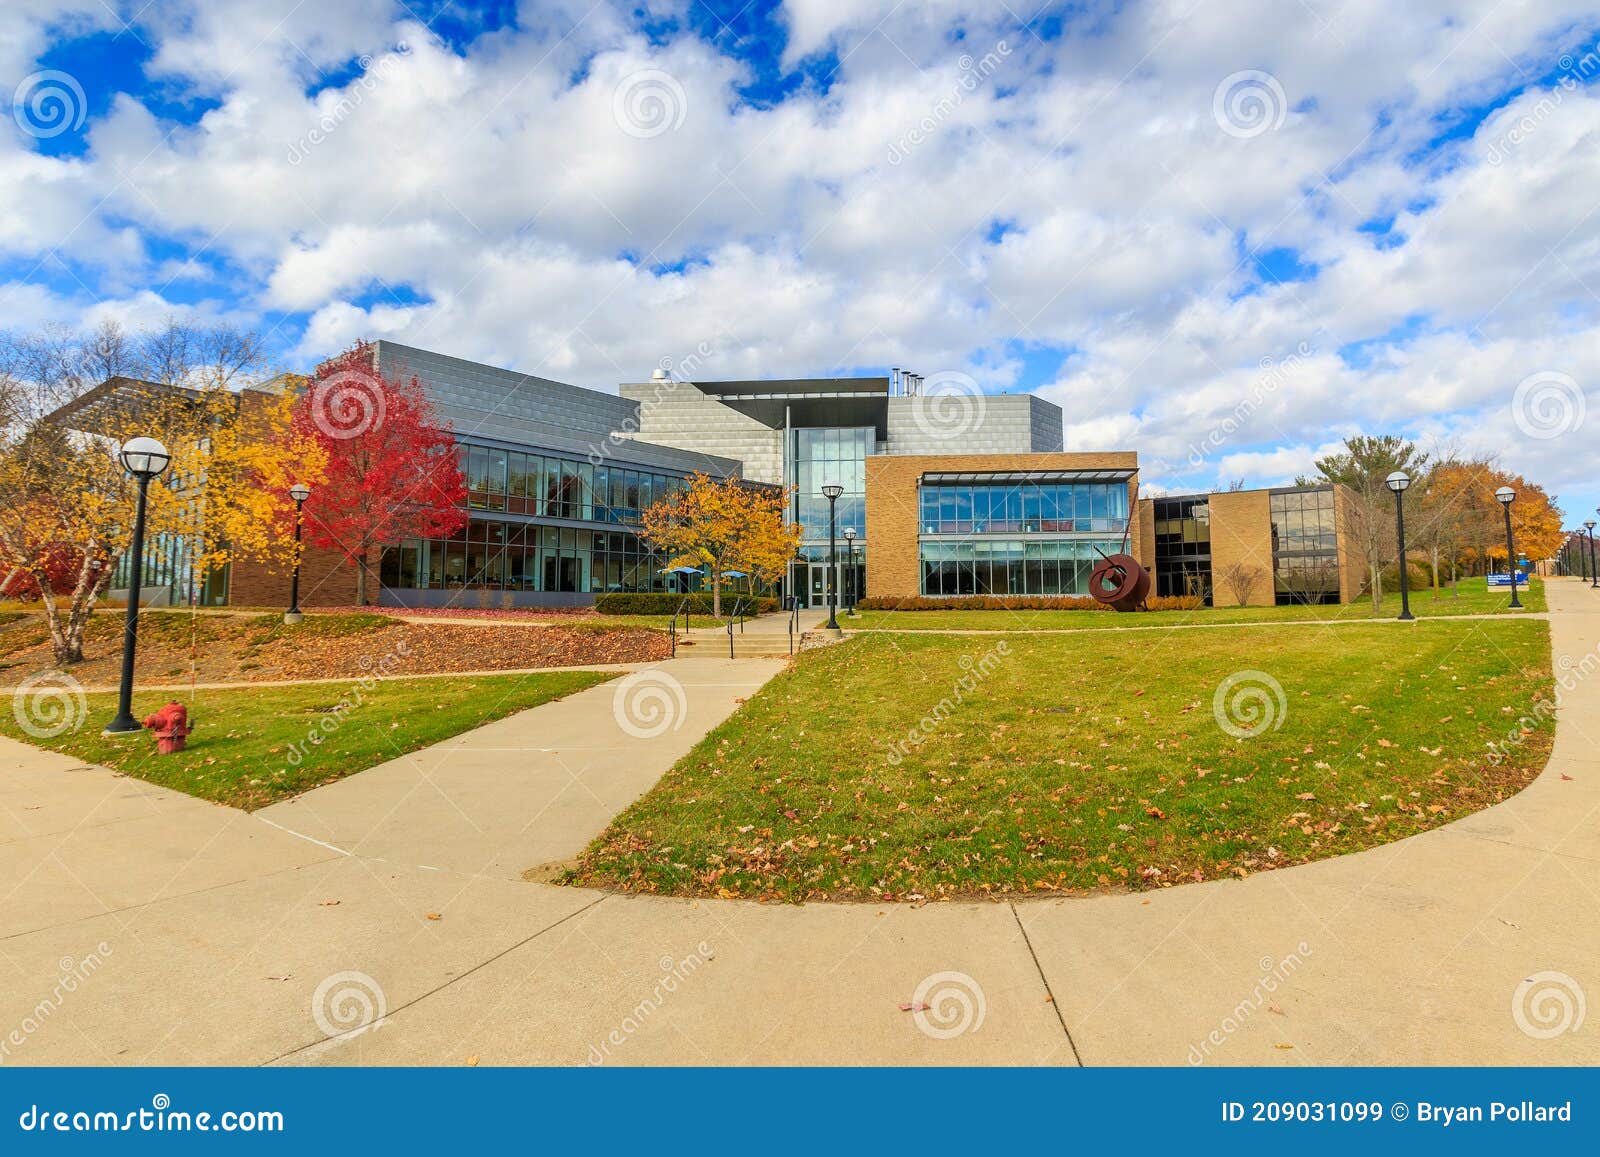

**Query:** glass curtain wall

left=1153, top=496, right=1213, bottom=602
left=793, top=427, right=871, bottom=540
left=1270, top=488, right=1340, bottom=605
left=917, top=480, right=1130, bottom=597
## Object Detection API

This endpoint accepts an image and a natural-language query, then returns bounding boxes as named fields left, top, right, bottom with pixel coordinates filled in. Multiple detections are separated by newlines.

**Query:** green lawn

left=572, top=618, right=1553, bottom=901
left=1, top=670, right=615, bottom=810
left=847, top=578, right=1545, bottom=632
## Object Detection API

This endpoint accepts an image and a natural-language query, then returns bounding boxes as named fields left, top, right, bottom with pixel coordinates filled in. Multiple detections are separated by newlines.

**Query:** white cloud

left=2, top=0, right=1597, bottom=517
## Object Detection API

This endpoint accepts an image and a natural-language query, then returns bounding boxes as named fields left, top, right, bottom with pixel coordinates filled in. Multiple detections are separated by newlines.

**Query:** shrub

left=855, top=594, right=1204, bottom=612
left=593, top=592, right=778, bottom=615
left=1375, top=562, right=1433, bottom=593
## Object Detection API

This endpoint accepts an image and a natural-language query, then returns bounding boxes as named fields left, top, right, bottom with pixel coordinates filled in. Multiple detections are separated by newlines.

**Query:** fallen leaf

left=899, top=1002, right=931, bottom=1012
left=319, top=900, right=341, bottom=907
left=466, top=1055, right=479, bottom=1066
left=266, top=974, right=293, bottom=982
left=425, top=912, right=442, bottom=921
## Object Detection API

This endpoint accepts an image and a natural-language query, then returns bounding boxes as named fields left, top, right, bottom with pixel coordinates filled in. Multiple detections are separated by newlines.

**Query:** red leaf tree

left=291, top=342, right=468, bottom=605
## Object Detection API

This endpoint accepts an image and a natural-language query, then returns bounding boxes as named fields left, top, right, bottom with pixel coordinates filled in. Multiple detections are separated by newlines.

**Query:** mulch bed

left=0, top=611, right=669, bottom=687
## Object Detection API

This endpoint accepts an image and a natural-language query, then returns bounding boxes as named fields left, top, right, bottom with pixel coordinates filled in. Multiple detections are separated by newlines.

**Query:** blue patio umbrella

left=659, top=564, right=702, bottom=594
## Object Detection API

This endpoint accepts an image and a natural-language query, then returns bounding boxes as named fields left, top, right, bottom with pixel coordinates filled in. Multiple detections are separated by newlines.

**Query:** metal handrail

left=724, top=597, right=750, bottom=658
left=668, top=597, right=692, bottom=657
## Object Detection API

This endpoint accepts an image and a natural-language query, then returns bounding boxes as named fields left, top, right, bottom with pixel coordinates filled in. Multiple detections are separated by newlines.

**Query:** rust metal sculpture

left=1088, top=552, right=1151, bottom=612
left=1087, top=480, right=1152, bottom=612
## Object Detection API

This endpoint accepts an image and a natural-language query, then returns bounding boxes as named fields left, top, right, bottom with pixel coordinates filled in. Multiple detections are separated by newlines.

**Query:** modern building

left=1134, top=485, right=1362, bottom=607
left=74, top=342, right=1359, bottom=611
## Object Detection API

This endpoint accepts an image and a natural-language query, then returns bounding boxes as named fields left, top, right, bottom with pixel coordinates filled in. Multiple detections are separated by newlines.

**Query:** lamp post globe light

left=285, top=483, right=312, bottom=624
left=1494, top=486, right=1522, bottom=609
left=104, top=437, right=171, bottom=735
left=1385, top=470, right=1415, bottom=622
left=843, top=526, right=858, bottom=617
left=1588, top=519, right=1599, bottom=590
left=821, top=482, right=844, bottom=632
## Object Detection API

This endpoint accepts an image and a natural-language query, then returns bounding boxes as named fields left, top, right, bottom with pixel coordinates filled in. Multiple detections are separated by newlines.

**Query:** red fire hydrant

left=142, top=701, right=192, bottom=754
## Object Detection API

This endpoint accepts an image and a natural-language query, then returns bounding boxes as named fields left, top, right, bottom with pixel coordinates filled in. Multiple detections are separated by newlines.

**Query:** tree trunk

left=42, top=555, right=112, bottom=666
left=355, top=540, right=374, bottom=606
left=1368, top=559, right=1382, bottom=611
left=711, top=569, right=722, bottom=618
left=1430, top=546, right=1440, bottom=598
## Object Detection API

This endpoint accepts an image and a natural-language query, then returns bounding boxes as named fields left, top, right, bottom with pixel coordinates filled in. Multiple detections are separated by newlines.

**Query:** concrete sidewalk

left=255, top=656, right=784, bottom=880
left=0, top=584, right=1595, bottom=1067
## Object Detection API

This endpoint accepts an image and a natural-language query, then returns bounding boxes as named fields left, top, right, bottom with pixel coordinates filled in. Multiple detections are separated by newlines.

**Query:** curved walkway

left=0, top=585, right=1595, bottom=1066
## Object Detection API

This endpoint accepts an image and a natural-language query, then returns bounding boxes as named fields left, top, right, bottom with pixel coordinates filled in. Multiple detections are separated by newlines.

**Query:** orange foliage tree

left=638, top=473, right=803, bottom=615
left=1418, top=459, right=1564, bottom=590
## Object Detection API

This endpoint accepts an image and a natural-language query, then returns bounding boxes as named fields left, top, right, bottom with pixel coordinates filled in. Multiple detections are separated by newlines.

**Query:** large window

left=918, top=481, right=1129, bottom=536
left=919, top=539, right=1122, bottom=596
left=1270, top=488, right=1339, bottom=605
left=380, top=520, right=671, bottom=595
left=459, top=440, right=686, bottom=525
left=1153, top=496, right=1212, bottom=602
left=793, top=427, right=871, bottom=540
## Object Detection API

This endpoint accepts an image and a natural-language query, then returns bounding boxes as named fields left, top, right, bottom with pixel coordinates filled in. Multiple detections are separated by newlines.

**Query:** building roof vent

left=651, top=367, right=670, bottom=381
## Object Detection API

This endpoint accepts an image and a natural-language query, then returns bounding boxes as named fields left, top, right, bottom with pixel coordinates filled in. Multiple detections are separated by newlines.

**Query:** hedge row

left=593, top=592, right=779, bottom=615
left=855, top=594, right=1204, bottom=612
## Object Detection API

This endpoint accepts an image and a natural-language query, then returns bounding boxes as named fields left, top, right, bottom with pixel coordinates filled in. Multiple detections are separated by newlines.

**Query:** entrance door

left=788, top=560, right=809, bottom=607
left=810, top=563, right=830, bottom=609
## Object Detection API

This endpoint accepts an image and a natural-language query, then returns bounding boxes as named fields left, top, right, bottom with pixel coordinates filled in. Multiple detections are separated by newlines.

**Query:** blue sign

left=2, top=1068, right=1596, bottom=1153
left=1487, top=572, right=1529, bottom=587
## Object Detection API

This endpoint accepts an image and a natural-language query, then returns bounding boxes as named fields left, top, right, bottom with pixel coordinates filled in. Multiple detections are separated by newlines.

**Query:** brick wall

left=1132, top=497, right=1155, bottom=571
left=1207, top=490, right=1276, bottom=607
left=228, top=541, right=368, bottom=609
left=863, top=452, right=1139, bottom=599
left=1333, top=482, right=1364, bottom=603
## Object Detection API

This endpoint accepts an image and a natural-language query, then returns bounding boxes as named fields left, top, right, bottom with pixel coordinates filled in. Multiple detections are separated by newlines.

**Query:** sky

left=4, top=0, right=1599, bottom=519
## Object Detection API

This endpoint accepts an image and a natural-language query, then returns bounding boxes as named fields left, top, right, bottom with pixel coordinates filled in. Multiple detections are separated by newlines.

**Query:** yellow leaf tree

left=0, top=322, right=324, bottom=665
left=639, top=473, right=803, bottom=615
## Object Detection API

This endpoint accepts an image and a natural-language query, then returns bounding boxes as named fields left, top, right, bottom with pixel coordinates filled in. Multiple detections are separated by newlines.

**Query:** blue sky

left=3, top=0, right=1598, bottom=520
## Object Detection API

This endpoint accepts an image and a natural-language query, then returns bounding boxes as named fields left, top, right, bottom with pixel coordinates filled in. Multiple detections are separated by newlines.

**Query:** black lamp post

left=285, top=482, right=311, bottom=624
left=1386, top=470, right=1414, bottom=622
left=1593, top=508, right=1600, bottom=589
left=104, top=437, right=172, bottom=735
left=821, top=482, right=843, bottom=631
left=843, top=526, right=857, bottom=617
left=1494, top=486, right=1522, bottom=609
